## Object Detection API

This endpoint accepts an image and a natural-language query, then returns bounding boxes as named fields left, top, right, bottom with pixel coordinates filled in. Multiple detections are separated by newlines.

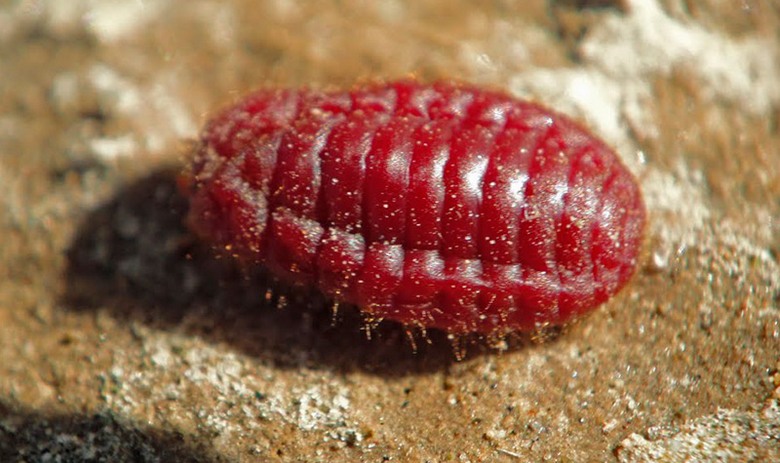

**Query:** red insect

left=186, top=80, right=645, bottom=335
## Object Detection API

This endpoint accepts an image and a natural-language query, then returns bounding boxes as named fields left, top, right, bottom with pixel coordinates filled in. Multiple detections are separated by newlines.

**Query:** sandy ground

left=1, top=0, right=779, bottom=461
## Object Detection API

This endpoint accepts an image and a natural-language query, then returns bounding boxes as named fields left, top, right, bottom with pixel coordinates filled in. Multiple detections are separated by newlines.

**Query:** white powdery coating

left=617, top=401, right=780, bottom=462
left=71, top=64, right=197, bottom=159
left=582, top=0, right=780, bottom=115
left=87, top=64, right=143, bottom=115
left=12, top=1, right=205, bottom=157
left=183, top=348, right=249, bottom=397
left=17, top=0, right=169, bottom=42
left=101, top=328, right=363, bottom=448
left=640, top=163, right=711, bottom=245
left=83, top=0, right=168, bottom=43
left=510, top=0, right=779, bottom=150
left=265, top=384, right=353, bottom=433
left=89, top=135, right=138, bottom=160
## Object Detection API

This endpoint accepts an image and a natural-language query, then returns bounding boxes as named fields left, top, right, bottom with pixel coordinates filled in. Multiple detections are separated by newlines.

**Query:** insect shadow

left=0, top=399, right=219, bottom=462
left=62, top=167, right=556, bottom=376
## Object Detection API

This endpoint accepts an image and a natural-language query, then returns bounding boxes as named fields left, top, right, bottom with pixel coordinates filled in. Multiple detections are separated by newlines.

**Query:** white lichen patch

left=48, top=64, right=199, bottom=159
left=510, top=0, right=779, bottom=157
left=641, top=162, right=711, bottom=247
left=101, top=326, right=363, bottom=453
left=617, top=400, right=780, bottom=462
left=262, top=383, right=358, bottom=444
left=582, top=0, right=780, bottom=115
left=9, top=0, right=169, bottom=42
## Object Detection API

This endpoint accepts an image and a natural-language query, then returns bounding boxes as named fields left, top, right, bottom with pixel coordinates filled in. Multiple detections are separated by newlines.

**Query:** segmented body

left=187, top=80, right=645, bottom=334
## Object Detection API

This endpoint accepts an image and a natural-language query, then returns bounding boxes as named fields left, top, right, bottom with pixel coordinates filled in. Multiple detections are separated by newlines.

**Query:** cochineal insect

left=185, top=80, right=645, bottom=336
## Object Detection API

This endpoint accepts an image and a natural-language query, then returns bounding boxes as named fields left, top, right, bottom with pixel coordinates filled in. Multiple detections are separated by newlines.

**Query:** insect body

left=187, top=80, right=645, bottom=335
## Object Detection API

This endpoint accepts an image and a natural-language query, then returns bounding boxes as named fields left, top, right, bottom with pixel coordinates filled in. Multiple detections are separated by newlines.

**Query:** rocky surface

left=1, top=0, right=778, bottom=461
